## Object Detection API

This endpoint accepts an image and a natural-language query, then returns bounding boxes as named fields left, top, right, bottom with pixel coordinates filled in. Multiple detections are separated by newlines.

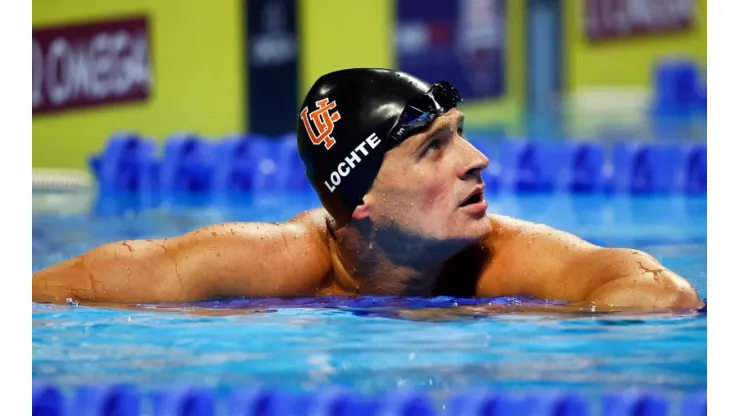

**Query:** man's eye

left=457, top=126, right=465, bottom=136
left=425, top=139, right=442, bottom=154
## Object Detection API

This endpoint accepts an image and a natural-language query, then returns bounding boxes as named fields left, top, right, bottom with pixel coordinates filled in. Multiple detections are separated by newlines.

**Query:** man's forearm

left=33, top=254, right=105, bottom=304
left=33, top=264, right=81, bottom=304
left=32, top=241, right=189, bottom=304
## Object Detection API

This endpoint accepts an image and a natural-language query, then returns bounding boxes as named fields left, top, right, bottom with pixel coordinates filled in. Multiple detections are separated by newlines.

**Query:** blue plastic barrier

left=88, top=132, right=159, bottom=196
left=448, top=390, right=589, bottom=416
left=88, top=132, right=706, bottom=202
left=499, top=141, right=572, bottom=192
left=33, top=384, right=63, bottom=416
left=71, top=385, right=140, bottom=416
left=276, top=132, right=313, bottom=192
left=376, top=390, right=435, bottom=416
left=309, top=387, right=376, bottom=416
left=678, top=144, right=707, bottom=194
left=153, top=387, right=216, bottom=416
left=212, top=133, right=312, bottom=197
left=681, top=391, right=707, bottom=416
left=568, top=142, right=607, bottom=193
left=212, top=135, right=252, bottom=195
left=603, top=392, right=670, bottom=416
left=158, top=133, right=218, bottom=201
left=610, top=143, right=683, bottom=194
left=525, top=392, right=589, bottom=416
left=32, top=384, right=706, bottom=416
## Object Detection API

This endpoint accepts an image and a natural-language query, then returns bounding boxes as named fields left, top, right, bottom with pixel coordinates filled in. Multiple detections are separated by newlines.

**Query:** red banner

left=32, top=16, right=153, bottom=116
left=584, top=0, right=695, bottom=42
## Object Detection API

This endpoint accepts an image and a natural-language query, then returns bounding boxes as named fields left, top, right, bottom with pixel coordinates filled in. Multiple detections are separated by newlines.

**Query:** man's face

left=363, top=108, right=492, bottom=243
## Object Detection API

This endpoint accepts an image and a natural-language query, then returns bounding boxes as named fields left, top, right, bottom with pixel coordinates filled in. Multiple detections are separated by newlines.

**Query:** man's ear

left=350, top=194, right=374, bottom=222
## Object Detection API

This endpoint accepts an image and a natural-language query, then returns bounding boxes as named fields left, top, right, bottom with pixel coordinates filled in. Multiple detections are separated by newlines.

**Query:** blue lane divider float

left=212, top=133, right=311, bottom=196
left=88, top=133, right=707, bottom=202
left=33, top=384, right=706, bottom=416
left=159, top=133, right=219, bottom=200
left=88, top=132, right=160, bottom=196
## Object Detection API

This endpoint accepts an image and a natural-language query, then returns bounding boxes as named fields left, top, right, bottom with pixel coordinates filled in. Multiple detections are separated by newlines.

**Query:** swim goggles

left=388, top=80, right=462, bottom=142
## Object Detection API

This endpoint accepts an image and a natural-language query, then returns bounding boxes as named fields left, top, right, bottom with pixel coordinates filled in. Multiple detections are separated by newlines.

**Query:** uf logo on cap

left=300, top=98, right=341, bottom=150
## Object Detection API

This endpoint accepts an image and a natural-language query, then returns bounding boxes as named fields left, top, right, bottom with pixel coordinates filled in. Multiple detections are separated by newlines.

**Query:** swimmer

left=32, top=68, right=704, bottom=311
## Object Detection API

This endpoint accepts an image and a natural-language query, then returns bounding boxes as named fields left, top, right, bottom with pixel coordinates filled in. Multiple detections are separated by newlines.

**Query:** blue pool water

left=32, top=191, right=707, bottom=399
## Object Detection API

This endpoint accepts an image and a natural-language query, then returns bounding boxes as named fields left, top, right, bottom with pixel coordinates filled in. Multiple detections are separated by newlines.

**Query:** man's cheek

left=423, top=182, right=448, bottom=207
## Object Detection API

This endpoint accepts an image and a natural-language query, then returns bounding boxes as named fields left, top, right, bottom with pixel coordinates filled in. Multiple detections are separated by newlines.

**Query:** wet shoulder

left=287, top=208, right=337, bottom=292
left=289, top=208, right=331, bottom=233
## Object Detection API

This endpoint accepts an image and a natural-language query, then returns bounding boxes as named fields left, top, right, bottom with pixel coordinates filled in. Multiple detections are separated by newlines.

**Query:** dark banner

left=585, top=0, right=696, bottom=42
left=32, top=16, right=153, bottom=116
left=395, top=0, right=506, bottom=101
left=246, top=0, right=299, bottom=136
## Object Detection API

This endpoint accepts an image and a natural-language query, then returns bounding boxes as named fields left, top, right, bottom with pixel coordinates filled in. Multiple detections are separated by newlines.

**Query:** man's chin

left=466, top=215, right=493, bottom=239
left=446, top=216, right=492, bottom=244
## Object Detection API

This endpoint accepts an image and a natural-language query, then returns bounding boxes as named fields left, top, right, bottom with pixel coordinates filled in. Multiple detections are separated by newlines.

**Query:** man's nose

left=459, top=140, right=490, bottom=180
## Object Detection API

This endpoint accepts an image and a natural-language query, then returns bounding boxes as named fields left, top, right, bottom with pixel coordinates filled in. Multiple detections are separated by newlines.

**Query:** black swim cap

left=296, top=68, right=461, bottom=226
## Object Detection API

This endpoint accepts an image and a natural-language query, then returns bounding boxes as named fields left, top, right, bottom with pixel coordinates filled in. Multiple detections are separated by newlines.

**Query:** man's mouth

left=460, top=189, right=484, bottom=207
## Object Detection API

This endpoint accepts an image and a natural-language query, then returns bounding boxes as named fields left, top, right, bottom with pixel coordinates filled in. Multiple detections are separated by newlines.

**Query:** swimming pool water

left=32, top=191, right=707, bottom=399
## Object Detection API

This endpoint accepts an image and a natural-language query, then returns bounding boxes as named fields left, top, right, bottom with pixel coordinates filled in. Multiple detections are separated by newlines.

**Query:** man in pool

left=32, top=68, right=703, bottom=311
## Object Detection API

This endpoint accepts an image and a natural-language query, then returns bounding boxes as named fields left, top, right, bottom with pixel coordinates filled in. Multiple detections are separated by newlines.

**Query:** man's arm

left=477, top=215, right=704, bottom=310
left=32, top=209, right=333, bottom=304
